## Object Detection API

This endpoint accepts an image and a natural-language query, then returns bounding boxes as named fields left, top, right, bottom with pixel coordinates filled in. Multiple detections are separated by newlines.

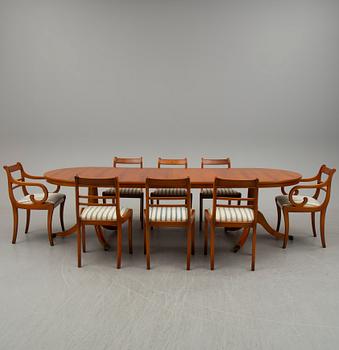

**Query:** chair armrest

left=22, top=171, right=61, bottom=193
left=12, top=179, right=49, bottom=204
left=288, top=182, right=327, bottom=207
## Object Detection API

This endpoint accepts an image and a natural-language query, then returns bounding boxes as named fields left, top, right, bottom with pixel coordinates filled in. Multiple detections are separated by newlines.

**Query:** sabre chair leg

left=311, top=212, right=317, bottom=237
left=186, top=224, right=191, bottom=271
left=116, top=224, right=122, bottom=269
left=191, top=217, right=195, bottom=255
left=210, top=224, right=215, bottom=270
left=204, top=211, right=209, bottom=255
left=60, top=201, right=65, bottom=232
left=320, top=209, right=327, bottom=248
left=47, top=208, right=54, bottom=246
left=128, top=214, right=133, bottom=254
left=77, top=224, right=82, bottom=267
left=276, top=200, right=281, bottom=232
left=199, top=195, right=203, bottom=231
left=146, top=224, right=151, bottom=270
left=140, top=196, right=144, bottom=229
left=12, top=207, right=19, bottom=244
left=282, top=209, right=289, bottom=249
left=251, top=226, right=257, bottom=271
left=25, top=209, right=31, bottom=234
left=81, top=224, right=86, bottom=253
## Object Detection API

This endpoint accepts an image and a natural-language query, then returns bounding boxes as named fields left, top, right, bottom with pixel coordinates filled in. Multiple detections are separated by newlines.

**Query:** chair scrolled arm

left=288, top=182, right=327, bottom=207
left=13, top=179, right=49, bottom=204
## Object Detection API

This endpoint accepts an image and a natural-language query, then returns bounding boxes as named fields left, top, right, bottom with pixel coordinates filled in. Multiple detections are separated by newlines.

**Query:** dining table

left=44, top=167, right=302, bottom=251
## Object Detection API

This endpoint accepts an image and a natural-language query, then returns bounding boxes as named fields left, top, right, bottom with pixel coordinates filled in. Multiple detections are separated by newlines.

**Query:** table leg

left=233, top=210, right=293, bottom=252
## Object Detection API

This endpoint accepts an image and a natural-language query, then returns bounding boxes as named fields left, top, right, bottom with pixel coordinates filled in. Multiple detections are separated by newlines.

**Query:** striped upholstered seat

left=151, top=188, right=188, bottom=197
left=81, top=206, right=128, bottom=221
left=201, top=188, right=241, bottom=197
left=149, top=207, right=188, bottom=222
left=103, top=188, right=143, bottom=196
left=214, top=207, right=254, bottom=223
left=276, top=195, right=321, bottom=208
left=18, top=192, right=65, bottom=206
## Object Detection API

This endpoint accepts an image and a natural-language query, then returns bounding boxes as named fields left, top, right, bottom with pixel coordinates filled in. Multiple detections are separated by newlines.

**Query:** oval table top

left=44, top=167, right=302, bottom=188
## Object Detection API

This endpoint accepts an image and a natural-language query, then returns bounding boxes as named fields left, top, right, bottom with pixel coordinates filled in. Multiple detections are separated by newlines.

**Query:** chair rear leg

left=186, top=224, right=191, bottom=271
left=282, top=209, right=289, bottom=249
left=311, top=212, right=317, bottom=237
left=59, top=201, right=65, bottom=232
left=25, top=209, right=31, bottom=234
left=140, top=196, right=144, bottom=229
left=320, top=209, right=327, bottom=248
left=210, top=224, right=215, bottom=270
left=47, top=208, right=54, bottom=246
left=275, top=200, right=281, bottom=232
left=128, top=215, right=133, bottom=254
left=191, top=217, right=195, bottom=255
left=77, top=224, right=82, bottom=267
left=12, top=207, right=19, bottom=244
left=204, top=211, right=208, bottom=255
left=199, top=195, right=203, bottom=231
left=81, top=224, right=86, bottom=253
left=146, top=224, right=151, bottom=269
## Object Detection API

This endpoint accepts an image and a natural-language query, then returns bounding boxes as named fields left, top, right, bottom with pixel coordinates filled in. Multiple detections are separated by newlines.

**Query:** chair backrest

left=201, top=157, right=231, bottom=168
left=157, top=157, right=188, bottom=168
left=75, top=176, right=122, bottom=222
left=3, top=162, right=30, bottom=203
left=145, top=178, right=191, bottom=221
left=113, top=157, right=143, bottom=168
left=212, top=178, right=259, bottom=223
left=313, top=165, right=336, bottom=204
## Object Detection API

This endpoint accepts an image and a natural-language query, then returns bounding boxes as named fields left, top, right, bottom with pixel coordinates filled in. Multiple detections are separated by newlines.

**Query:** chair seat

left=151, top=188, right=188, bottom=197
left=81, top=206, right=128, bottom=221
left=201, top=188, right=241, bottom=197
left=209, top=207, right=254, bottom=223
left=149, top=207, right=188, bottom=222
left=276, top=195, right=321, bottom=208
left=18, top=192, right=65, bottom=206
left=103, top=188, right=143, bottom=196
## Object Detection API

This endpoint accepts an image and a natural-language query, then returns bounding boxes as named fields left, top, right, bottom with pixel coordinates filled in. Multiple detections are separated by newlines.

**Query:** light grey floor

left=0, top=202, right=339, bottom=350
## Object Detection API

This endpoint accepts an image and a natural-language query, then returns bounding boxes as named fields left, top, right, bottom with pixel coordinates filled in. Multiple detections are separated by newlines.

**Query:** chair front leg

left=47, top=207, right=54, bottom=246
left=186, top=223, right=191, bottom=271
left=140, top=195, right=144, bottom=229
left=81, top=223, right=86, bottom=253
left=320, top=209, right=327, bottom=248
left=146, top=223, right=151, bottom=270
left=77, top=223, right=82, bottom=267
left=191, top=216, right=195, bottom=255
left=282, top=208, right=290, bottom=249
left=116, top=224, right=122, bottom=269
left=128, top=214, right=133, bottom=254
left=251, top=226, right=256, bottom=271
left=210, top=223, right=215, bottom=270
left=199, top=195, right=203, bottom=231
left=204, top=210, right=209, bottom=255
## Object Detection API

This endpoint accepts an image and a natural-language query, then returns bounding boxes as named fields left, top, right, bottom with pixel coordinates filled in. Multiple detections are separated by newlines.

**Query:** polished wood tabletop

left=44, top=167, right=302, bottom=188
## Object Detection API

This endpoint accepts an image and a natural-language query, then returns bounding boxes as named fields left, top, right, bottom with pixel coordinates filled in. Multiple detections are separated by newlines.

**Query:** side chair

left=275, top=165, right=336, bottom=249
left=150, top=157, right=192, bottom=202
left=75, top=176, right=133, bottom=268
left=144, top=178, right=195, bottom=270
left=103, top=157, right=144, bottom=228
left=3, top=162, right=66, bottom=246
left=204, top=178, right=259, bottom=271
left=199, top=158, right=241, bottom=230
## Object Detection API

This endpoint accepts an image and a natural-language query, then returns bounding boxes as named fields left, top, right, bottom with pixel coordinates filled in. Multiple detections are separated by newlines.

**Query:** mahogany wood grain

left=44, top=167, right=301, bottom=188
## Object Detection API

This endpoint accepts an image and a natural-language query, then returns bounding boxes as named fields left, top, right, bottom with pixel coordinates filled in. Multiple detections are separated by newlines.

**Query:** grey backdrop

left=1, top=0, right=338, bottom=213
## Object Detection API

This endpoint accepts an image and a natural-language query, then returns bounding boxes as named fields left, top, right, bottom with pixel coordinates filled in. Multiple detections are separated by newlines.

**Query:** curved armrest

left=288, top=182, right=327, bottom=207
left=300, top=175, right=319, bottom=182
left=22, top=170, right=45, bottom=180
left=13, top=179, right=49, bottom=204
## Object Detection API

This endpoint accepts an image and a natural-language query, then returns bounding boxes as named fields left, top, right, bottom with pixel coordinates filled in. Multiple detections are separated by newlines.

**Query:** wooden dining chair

left=144, top=178, right=195, bottom=270
left=275, top=165, right=336, bottom=249
left=204, top=178, right=259, bottom=271
left=102, top=157, right=144, bottom=228
left=150, top=157, right=192, bottom=201
left=75, top=176, right=133, bottom=268
left=199, top=158, right=241, bottom=230
left=3, top=162, right=66, bottom=246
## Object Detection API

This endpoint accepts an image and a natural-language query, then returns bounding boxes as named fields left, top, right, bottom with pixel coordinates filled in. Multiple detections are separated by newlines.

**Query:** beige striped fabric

left=212, top=207, right=254, bottom=223
left=276, top=195, right=321, bottom=208
left=103, top=188, right=143, bottom=196
left=81, top=206, right=128, bottom=221
left=149, top=207, right=188, bottom=222
left=151, top=188, right=187, bottom=197
left=18, top=192, right=65, bottom=206
left=201, top=188, right=241, bottom=196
